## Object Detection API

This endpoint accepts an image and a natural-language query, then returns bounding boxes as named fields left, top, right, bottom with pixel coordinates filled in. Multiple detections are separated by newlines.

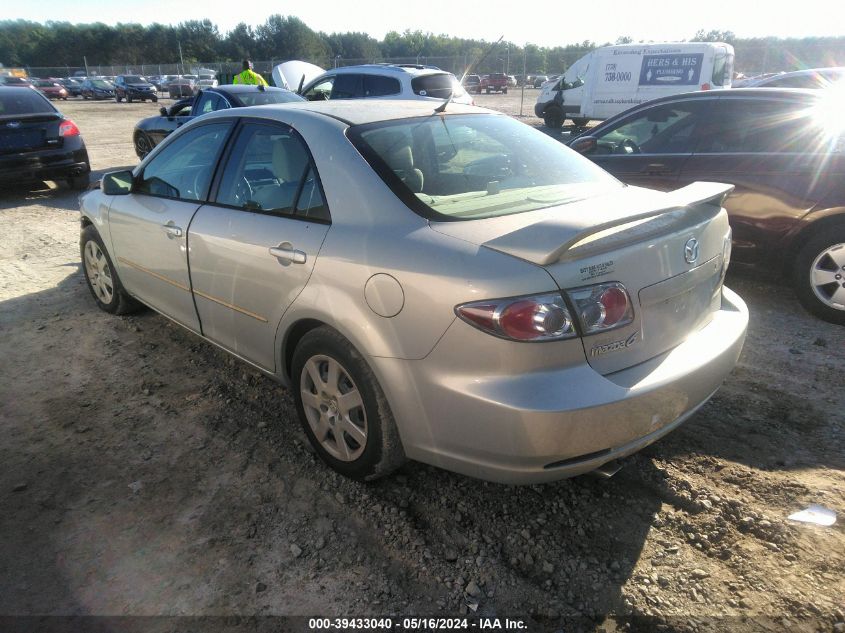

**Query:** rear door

left=678, top=96, right=832, bottom=265
left=583, top=98, right=713, bottom=191
left=187, top=120, right=330, bottom=370
left=108, top=121, right=233, bottom=332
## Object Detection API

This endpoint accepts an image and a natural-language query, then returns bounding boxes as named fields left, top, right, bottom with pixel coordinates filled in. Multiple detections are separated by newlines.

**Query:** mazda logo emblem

left=684, top=238, right=700, bottom=264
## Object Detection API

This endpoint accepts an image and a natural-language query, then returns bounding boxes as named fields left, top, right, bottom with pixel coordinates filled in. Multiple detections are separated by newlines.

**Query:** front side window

left=349, top=113, right=618, bottom=221
left=304, top=77, right=333, bottom=101
left=592, top=101, right=708, bottom=155
left=195, top=92, right=225, bottom=114
left=215, top=122, right=328, bottom=220
left=135, top=122, right=231, bottom=201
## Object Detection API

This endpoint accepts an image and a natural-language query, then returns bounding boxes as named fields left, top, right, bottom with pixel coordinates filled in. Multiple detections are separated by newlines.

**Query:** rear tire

left=67, top=173, right=89, bottom=191
left=115, top=95, right=122, bottom=103
left=80, top=225, right=141, bottom=315
left=543, top=105, right=565, bottom=129
left=292, top=326, right=405, bottom=481
left=572, top=117, right=590, bottom=127
left=152, top=96, right=158, bottom=103
left=127, top=95, right=133, bottom=103
left=792, top=227, right=845, bottom=324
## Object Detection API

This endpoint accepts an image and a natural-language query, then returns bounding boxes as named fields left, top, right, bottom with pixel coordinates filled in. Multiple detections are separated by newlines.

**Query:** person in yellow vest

left=233, top=60, right=268, bottom=86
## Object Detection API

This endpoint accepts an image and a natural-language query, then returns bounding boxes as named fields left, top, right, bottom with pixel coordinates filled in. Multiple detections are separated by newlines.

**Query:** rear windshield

left=0, top=88, right=55, bottom=115
left=349, top=114, right=619, bottom=221
left=411, top=73, right=465, bottom=99
left=234, top=90, right=305, bottom=106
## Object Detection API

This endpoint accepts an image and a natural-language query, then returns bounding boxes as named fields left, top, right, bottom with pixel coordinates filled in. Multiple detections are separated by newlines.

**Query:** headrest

left=272, top=136, right=308, bottom=183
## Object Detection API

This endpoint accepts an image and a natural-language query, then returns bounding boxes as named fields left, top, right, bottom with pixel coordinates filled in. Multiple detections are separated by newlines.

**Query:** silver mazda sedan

left=79, top=100, right=748, bottom=484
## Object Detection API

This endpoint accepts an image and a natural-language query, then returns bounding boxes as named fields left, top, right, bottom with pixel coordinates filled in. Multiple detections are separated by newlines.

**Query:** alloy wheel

left=300, top=354, right=367, bottom=462
left=83, top=240, right=114, bottom=305
left=809, top=242, right=845, bottom=310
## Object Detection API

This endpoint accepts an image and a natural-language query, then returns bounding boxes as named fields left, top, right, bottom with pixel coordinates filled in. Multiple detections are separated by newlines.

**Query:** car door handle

left=162, top=224, right=183, bottom=238
left=269, top=243, right=307, bottom=264
left=642, top=163, right=672, bottom=175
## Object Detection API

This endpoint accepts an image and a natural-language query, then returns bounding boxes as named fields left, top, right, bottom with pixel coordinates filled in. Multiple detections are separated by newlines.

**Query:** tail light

left=59, top=120, right=80, bottom=137
left=456, top=292, right=576, bottom=342
left=700, top=83, right=711, bottom=91
left=456, top=282, right=635, bottom=342
left=567, top=282, right=634, bottom=334
left=720, top=230, right=733, bottom=282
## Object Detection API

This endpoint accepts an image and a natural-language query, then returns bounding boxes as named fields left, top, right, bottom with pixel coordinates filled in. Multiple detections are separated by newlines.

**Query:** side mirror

left=102, top=170, right=134, bottom=195
left=569, top=136, right=598, bottom=154
left=159, top=106, right=167, bottom=116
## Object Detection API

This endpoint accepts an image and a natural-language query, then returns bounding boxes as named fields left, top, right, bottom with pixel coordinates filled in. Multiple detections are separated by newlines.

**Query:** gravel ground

left=0, top=97, right=843, bottom=632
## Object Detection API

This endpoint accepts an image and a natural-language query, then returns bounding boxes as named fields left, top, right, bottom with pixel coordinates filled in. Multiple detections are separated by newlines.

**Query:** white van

left=535, top=42, right=734, bottom=128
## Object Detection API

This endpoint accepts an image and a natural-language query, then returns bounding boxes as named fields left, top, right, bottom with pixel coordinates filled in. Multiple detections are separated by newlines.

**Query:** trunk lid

left=0, top=113, right=62, bottom=155
left=431, top=182, right=733, bottom=374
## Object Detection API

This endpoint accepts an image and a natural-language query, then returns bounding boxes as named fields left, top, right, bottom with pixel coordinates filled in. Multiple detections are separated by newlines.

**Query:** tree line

left=1, top=18, right=843, bottom=75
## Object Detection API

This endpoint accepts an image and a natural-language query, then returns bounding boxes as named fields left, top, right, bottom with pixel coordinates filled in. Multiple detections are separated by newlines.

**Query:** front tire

left=80, top=225, right=141, bottom=315
left=134, top=132, right=153, bottom=159
left=572, top=117, right=590, bottom=127
left=793, top=227, right=845, bottom=324
left=543, top=105, right=565, bottom=129
left=292, top=326, right=405, bottom=481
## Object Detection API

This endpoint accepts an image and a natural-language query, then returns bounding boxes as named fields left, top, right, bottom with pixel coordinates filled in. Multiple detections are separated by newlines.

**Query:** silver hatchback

left=79, top=100, right=748, bottom=483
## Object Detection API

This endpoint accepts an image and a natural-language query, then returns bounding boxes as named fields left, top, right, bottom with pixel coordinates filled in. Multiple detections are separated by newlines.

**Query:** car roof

left=210, top=99, right=494, bottom=126
left=634, top=87, right=822, bottom=108
left=330, top=64, right=449, bottom=78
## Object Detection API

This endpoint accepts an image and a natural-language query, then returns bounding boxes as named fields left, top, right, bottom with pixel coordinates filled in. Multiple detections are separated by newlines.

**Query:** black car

left=132, top=84, right=304, bottom=158
left=80, top=78, right=115, bottom=100
left=0, top=87, right=90, bottom=190
left=114, top=75, right=158, bottom=103
left=568, top=88, right=845, bottom=324
left=58, top=78, right=83, bottom=97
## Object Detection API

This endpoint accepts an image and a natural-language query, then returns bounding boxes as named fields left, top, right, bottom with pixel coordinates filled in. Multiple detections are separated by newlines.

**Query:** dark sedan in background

left=0, top=86, right=90, bottom=190
left=114, top=75, right=158, bottom=103
left=80, top=78, right=115, bottom=100
left=568, top=87, right=845, bottom=324
left=58, top=78, right=83, bottom=97
left=132, top=84, right=304, bottom=158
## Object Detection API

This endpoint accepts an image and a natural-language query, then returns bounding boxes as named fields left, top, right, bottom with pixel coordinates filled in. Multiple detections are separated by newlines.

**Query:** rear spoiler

left=483, top=182, right=734, bottom=266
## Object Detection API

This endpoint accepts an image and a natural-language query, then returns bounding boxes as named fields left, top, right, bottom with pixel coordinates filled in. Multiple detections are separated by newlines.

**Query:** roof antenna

left=434, top=91, right=453, bottom=114
left=297, top=74, right=306, bottom=94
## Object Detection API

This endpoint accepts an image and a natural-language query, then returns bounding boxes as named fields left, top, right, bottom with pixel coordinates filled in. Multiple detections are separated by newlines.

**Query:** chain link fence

left=22, top=41, right=845, bottom=83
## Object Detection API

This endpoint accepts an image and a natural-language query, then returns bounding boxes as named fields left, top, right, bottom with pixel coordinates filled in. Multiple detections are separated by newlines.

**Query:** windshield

left=349, top=114, right=619, bottom=221
left=234, top=90, right=305, bottom=106
left=91, top=80, right=112, bottom=88
left=124, top=76, right=146, bottom=83
left=411, top=73, right=465, bottom=99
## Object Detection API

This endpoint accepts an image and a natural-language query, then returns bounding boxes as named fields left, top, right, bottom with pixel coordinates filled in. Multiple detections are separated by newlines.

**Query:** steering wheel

left=234, top=176, right=253, bottom=206
left=620, top=138, right=641, bottom=154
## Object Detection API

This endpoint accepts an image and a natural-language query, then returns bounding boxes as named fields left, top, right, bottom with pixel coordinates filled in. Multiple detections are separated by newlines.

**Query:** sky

left=10, top=0, right=845, bottom=47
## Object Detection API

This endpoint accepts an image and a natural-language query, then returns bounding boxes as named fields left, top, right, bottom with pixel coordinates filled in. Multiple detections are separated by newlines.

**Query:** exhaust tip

left=591, top=459, right=625, bottom=479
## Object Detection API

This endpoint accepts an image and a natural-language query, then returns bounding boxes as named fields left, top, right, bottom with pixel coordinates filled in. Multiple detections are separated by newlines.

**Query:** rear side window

left=215, top=122, right=329, bottom=221
left=0, top=89, right=55, bottom=115
left=765, top=75, right=820, bottom=89
left=411, top=73, right=462, bottom=98
left=364, top=75, right=401, bottom=97
left=697, top=99, right=824, bottom=153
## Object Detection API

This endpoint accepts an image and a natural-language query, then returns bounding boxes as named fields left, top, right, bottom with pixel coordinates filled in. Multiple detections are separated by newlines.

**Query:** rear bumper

left=0, top=145, right=90, bottom=184
left=373, top=286, right=748, bottom=484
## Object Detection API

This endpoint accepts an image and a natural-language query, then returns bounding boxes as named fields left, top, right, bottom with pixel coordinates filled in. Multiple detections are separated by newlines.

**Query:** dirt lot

left=1, top=96, right=843, bottom=632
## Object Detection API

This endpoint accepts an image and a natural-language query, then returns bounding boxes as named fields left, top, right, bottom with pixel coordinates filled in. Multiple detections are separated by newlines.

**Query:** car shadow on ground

left=0, top=166, right=136, bottom=212
left=1, top=273, right=664, bottom=629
